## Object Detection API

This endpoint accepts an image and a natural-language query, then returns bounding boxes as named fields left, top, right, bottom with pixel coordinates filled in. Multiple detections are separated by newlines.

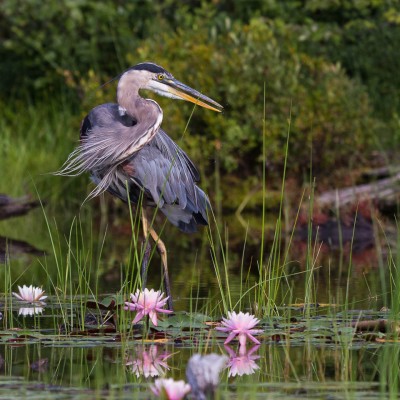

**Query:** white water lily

left=12, top=285, right=47, bottom=304
left=151, top=378, right=191, bottom=400
left=18, top=307, right=44, bottom=317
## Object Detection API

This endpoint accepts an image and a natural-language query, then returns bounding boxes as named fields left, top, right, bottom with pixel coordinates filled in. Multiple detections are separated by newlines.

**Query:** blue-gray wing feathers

left=81, top=103, right=210, bottom=233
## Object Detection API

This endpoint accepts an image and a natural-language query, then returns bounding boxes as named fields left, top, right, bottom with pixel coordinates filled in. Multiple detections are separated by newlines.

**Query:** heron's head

left=118, top=62, right=223, bottom=112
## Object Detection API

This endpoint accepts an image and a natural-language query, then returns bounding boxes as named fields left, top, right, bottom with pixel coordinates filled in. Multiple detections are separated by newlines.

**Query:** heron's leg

left=141, top=209, right=173, bottom=311
left=147, top=225, right=173, bottom=311
left=141, top=208, right=151, bottom=288
left=141, top=241, right=151, bottom=288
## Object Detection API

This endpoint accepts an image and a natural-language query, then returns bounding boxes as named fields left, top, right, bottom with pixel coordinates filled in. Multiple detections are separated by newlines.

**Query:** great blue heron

left=58, top=62, right=223, bottom=310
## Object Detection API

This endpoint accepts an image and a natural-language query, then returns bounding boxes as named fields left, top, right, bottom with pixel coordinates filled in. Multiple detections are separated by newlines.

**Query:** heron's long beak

left=158, top=78, right=223, bottom=112
left=166, top=79, right=223, bottom=112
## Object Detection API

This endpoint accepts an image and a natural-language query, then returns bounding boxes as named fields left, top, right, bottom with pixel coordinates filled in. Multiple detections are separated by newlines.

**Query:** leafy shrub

left=0, top=0, right=156, bottom=95
left=0, top=0, right=390, bottom=189
left=133, top=16, right=379, bottom=180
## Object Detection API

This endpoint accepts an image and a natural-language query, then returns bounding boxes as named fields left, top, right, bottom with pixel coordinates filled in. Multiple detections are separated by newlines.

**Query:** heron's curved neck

left=116, top=74, right=163, bottom=156
left=117, top=73, right=162, bottom=126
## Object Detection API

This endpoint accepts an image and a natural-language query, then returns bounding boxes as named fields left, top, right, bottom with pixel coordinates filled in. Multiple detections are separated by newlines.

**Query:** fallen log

left=317, top=170, right=400, bottom=208
left=352, top=319, right=388, bottom=333
left=0, top=194, right=41, bottom=220
left=0, top=236, right=46, bottom=262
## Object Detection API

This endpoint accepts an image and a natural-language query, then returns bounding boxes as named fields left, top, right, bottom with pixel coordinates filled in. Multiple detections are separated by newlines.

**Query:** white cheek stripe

left=147, top=80, right=183, bottom=100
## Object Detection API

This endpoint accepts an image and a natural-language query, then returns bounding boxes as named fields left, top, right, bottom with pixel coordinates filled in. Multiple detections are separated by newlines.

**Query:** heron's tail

left=160, top=187, right=210, bottom=233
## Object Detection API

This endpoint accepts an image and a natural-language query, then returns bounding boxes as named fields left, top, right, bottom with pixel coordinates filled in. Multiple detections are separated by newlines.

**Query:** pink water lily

left=124, top=288, right=172, bottom=326
left=12, top=285, right=47, bottom=304
left=126, top=345, right=171, bottom=378
left=151, top=378, right=191, bottom=400
left=225, top=344, right=261, bottom=377
left=216, top=311, right=263, bottom=347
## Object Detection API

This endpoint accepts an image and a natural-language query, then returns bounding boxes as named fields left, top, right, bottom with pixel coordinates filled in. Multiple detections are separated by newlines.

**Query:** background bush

left=0, top=0, right=398, bottom=201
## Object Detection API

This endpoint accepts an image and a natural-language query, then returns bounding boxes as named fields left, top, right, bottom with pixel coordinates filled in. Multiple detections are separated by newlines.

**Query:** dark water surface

left=0, top=299, right=396, bottom=399
left=0, top=203, right=398, bottom=398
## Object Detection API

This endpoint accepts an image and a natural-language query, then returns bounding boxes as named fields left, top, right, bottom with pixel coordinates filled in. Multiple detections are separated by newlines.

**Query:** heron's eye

left=157, top=74, right=164, bottom=81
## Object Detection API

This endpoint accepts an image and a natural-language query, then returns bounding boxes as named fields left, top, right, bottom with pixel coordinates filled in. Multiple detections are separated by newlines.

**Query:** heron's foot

left=166, top=290, right=174, bottom=312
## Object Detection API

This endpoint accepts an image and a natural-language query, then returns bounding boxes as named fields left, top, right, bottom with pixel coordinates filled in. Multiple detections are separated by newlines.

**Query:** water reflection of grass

left=1, top=228, right=399, bottom=399
left=1, top=298, right=399, bottom=398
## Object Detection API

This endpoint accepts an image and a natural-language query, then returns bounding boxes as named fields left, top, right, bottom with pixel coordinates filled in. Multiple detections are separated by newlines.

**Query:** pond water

left=0, top=201, right=399, bottom=399
left=0, top=298, right=397, bottom=399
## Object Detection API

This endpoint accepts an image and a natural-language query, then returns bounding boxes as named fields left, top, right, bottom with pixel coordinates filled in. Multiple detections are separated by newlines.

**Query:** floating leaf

left=86, top=294, right=125, bottom=310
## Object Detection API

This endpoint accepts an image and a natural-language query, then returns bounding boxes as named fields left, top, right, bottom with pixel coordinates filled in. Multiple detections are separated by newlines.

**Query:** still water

left=0, top=200, right=398, bottom=398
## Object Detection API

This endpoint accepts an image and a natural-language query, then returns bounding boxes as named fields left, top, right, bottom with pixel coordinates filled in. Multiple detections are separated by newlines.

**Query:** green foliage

left=278, top=0, right=400, bottom=118
left=0, top=98, right=86, bottom=202
left=0, top=0, right=397, bottom=189
left=134, top=16, right=378, bottom=178
left=0, top=0, right=155, bottom=95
